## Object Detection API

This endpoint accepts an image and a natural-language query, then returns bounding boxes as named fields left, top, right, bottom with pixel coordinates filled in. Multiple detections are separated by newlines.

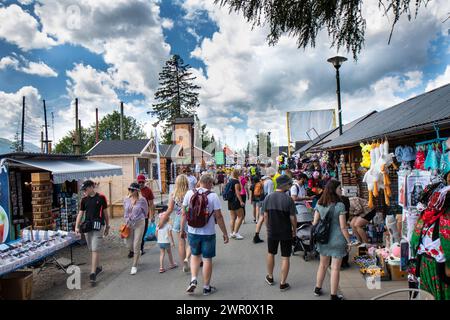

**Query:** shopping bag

left=145, top=221, right=157, bottom=241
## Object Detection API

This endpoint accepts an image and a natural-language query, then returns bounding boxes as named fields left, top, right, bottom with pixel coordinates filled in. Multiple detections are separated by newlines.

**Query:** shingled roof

left=88, top=140, right=151, bottom=156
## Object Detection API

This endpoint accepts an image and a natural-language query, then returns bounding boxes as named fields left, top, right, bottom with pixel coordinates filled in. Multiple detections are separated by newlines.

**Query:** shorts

left=172, top=214, right=188, bottom=233
left=361, top=209, right=377, bottom=222
left=85, top=228, right=104, bottom=252
left=268, top=238, right=293, bottom=257
left=188, top=233, right=216, bottom=258
left=159, top=243, right=171, bottom=250
left=228, top=199, right=242, bottom=211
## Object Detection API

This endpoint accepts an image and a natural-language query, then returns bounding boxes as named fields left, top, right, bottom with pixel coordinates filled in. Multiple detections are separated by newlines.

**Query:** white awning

left=4, top=159, right=123, bottom=184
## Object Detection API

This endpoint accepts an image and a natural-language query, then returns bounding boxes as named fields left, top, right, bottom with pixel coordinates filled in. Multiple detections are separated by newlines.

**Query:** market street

left=89, top=187, right=405, bottom=300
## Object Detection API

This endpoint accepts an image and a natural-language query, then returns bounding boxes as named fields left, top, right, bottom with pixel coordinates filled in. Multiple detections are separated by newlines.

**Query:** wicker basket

left=33, top=212, right=52, bottom=219
left=31, top=198, right=52, bottom=206
left=32, top=204, right=52, bottom=213
left=31, top=191, right=52, bottom=199
left=33, top=217, right=53, bottom=227
left=31, top=184, right=52, bottom=192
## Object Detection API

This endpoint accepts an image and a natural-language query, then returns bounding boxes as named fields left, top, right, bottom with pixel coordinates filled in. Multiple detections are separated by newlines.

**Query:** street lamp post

left=327, top=56, right=347, bottom=136
left=267, top=131, right=271, bottom=157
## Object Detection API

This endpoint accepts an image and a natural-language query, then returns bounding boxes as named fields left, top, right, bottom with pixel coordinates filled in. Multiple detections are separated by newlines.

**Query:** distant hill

left=0, top=138, right=40, bottom=155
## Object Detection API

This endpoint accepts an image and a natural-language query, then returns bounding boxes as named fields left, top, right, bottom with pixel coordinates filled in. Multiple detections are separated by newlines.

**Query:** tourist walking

left=75, top=180, right=110, bottom=285
left=262, top=175, right=297, bottom=291
left=123, top=182, right=149, bottom=275
left=253, top=170, right=275, bottom=243
left=185, top=167, right=198, bottom=190
left=313, top=179, right=352, bottom=300
left=239, top=170, right=249, bottom=224
left=217, top=167, right=225, bottom=195
left=180, top=174, right=229, bottom=296
left=157, top=213, right=177, bottom=273
left=250, top=175, right=264, bottom=223
left=136, top=174, right=155, bottom=257
left=226, top=169, right=246, bottom=240
left=158, top=174, right=192, bottom=272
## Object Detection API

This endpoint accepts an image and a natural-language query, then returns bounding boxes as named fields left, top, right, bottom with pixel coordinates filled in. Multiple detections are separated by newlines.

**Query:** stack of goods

left=31, top=173, right=54, bottom=231
left=341, top=162, right=359, bottom=185
left=354, top=254, right=386, bottom=278
left=9, top=171, right=26, bottom=240
left=58, top=196, right=78, bottom=232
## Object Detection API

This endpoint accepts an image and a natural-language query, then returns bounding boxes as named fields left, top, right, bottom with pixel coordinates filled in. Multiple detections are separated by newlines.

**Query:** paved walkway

left=90, top=187, right=407, bottom=300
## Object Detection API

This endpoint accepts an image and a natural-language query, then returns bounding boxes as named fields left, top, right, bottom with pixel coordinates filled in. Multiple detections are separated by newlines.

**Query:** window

left=138, top=158, right=149, bottom=176
left=152, top=163, right=159, bottom=180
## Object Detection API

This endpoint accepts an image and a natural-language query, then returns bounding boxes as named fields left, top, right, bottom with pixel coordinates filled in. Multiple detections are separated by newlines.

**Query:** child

left=156, top=214, right=177, bottom=273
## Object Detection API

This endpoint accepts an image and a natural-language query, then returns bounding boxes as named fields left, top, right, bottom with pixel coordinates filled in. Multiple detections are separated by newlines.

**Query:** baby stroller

left=292, top=203, right=318, bottom=261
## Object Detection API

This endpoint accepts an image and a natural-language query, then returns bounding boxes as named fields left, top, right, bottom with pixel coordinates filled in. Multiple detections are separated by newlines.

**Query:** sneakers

left=230, top=233, right=236, bottom=239
left=141, top=250, right=146, bottom=256
left=89, top=273, right=96, bottom=284
left=280, top=283, right=291, bottom=292
left=265, top=275, right=274, bottom=286
left=95, top=266, right=103, bottom=277
left=253, top=219, right=257, bottom=224
left=130, top=267, right=137, bottom=275
left=331, top=294, right=345, bottom=300
left=253, top=234, right=264, bottom=243
left=203, top=286, right=217, bottom=296
left=186, top=279, right=198, bottom=294
left=314, top=287, right=323, bottom=296
left=349, top=240, right=361, bottom=247
left=234, top=233, right=244, bottom=240
left=183, top=260, right=190, bottom=273
left=128, top=251, right=134, bottom=259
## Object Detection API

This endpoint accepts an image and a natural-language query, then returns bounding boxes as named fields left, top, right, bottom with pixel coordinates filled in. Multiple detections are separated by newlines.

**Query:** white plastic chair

left=370, top=288, right=435, bottom=300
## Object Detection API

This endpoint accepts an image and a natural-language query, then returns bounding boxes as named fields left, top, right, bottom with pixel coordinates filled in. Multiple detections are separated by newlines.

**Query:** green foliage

left=150, top=55, right=200, bottom=140
left=54, top=111, right=147, bottom=154
left=10, top=132, right=21, bottom=152
left=214, top=0, right=428, bottom=59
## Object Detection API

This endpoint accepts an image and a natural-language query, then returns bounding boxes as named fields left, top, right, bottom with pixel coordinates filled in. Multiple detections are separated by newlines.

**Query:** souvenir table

left=0, top=230, right=81, bottom=277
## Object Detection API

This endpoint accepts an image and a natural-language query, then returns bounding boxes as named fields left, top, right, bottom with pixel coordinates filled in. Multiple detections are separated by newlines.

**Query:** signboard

left=215, top=151, right=225, bottom=165
left=288, top=109, right=336, bottom=142
left=0, top=162, right=11, bottom=243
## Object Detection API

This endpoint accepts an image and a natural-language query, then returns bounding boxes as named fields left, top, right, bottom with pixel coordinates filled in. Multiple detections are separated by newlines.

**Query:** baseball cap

left=137, top=174, right=146, bottom=182
left=80, top=180, right=95, bottom=191
left=276, top=175, right=293, bottom=188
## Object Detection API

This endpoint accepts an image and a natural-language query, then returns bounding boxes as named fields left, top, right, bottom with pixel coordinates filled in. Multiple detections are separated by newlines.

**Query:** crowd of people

left=74, top=162, right=378, bottom=300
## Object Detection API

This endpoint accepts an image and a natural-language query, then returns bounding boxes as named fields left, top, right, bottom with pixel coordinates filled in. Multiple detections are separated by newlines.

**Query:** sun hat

left=128, top=182, right=140, bottom=191
left=276, top=175, right=293, bottom=188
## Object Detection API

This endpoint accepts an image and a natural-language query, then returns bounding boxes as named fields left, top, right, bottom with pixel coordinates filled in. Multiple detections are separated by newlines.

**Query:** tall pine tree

left=151, top=55, right=200, bottom=144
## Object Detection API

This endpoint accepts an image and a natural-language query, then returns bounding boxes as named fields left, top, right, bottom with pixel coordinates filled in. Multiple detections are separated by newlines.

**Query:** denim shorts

left=172, top=214, right=188, bottom=233
left=188, top=233, right=216, bottom=258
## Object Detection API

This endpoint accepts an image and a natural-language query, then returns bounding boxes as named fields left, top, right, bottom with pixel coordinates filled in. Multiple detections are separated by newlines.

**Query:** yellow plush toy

left=360, top=143, right=372, bottom=168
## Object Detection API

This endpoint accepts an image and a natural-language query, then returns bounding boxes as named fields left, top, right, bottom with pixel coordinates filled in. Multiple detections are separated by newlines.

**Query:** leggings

left=127, top=219, right=146, bottom=255
left=140, top=218, right=149, bottom=252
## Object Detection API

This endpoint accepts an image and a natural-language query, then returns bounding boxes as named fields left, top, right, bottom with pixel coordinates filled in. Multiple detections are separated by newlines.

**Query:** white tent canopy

left=3, top=158, right=123, bottom=184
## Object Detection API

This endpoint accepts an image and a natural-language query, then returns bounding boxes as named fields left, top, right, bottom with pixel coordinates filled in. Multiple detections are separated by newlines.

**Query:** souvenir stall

left=0, top=153, right=122, bottom=281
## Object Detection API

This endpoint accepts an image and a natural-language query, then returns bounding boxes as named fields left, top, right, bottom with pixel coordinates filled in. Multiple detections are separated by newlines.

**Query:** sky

left=0, top=0, right=449, bottom=152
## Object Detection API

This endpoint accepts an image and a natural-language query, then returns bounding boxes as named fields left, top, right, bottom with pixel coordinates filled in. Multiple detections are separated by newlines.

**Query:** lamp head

left=327, top=56, right=347, bottom=69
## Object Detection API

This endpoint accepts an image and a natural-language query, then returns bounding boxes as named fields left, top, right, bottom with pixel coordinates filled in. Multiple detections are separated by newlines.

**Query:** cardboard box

left=388, top=263, right=407, bottom=281
left=0, top=271, right=33, bottom=300
left=31, top=172, right=50, bottom=182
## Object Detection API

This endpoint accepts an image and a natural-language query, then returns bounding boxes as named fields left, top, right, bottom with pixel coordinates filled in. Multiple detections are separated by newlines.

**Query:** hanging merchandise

left=360, top=143, right=373, bottom=169
left=406, top=171, right=431, bottom=209
left=415, top=146, right=426, bottom=170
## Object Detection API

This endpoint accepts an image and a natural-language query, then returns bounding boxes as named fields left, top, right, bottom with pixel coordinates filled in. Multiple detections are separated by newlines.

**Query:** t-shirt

left=273, top=173, right=281, bottom=190
left=183, top=188, right=221, bottom=235
left=228, top=179, right=240, bottom=202
left=140, top=186, right=154, bottom=218
left=217, top=172, right=225, bottom=183
left=290, top=183, right=307, bottom=204
left=261, top=191, right=296, bottom=240
left=239, top=176, right=248, bottom=196
left=157, top=223, right=172, bottom=244
left=263, top=179, right=274, bottom=197
left=80, top=193, right=108, bottom=225
left=187, top=175, right=198, bottom=190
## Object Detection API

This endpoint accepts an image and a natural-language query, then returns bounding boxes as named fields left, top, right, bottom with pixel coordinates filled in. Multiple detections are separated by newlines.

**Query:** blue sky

left=0, top=0, right=449, bottom=150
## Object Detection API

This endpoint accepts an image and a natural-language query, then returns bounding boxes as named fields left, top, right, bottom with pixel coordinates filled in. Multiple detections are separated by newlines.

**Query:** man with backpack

left=252, top=172, right=275, bottom=244
left=180, top=174, right=229, bottom=296
left=250, top=175, right=264, bottom=224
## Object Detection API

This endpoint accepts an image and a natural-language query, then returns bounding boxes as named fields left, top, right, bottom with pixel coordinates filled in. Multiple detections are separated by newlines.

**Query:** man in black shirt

left=75, top=180, right=110, bottom=285
left=262, top=175, right=297, bottom=292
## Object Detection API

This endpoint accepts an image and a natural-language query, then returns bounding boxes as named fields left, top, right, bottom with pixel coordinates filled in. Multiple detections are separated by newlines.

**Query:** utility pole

left=40, top=130, right=44, bottom=153
left=21, top=96, right=25, bottom=152
left=120, top=101, right=124, bottom=140
left=95, top=108, right=99, bottom=143
left=79, top=119, right=82, bottom=153
left=73, top=98, right=81, bottom=154
left=43, top=100, right=49, bottom=154
left=51, top=112, right=55, bottom=147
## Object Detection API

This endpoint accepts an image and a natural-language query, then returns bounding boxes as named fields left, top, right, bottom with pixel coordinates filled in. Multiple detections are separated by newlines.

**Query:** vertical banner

left=154, top=127, right=162, bottom=193
left=0, top=162, right=11, bottom=243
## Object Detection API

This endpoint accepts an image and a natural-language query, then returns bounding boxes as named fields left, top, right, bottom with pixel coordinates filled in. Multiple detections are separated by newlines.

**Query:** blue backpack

left=223, top=180, right=236, bottom=201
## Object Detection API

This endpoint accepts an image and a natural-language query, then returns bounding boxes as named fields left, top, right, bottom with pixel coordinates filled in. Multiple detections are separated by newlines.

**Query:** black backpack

left=312, top=204, right=334, bottom=244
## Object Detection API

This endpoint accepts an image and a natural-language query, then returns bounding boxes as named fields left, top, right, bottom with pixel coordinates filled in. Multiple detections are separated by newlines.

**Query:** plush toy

left=391, top=242, right=401, bottom=258
left=360, top=143, right=372, bottom=168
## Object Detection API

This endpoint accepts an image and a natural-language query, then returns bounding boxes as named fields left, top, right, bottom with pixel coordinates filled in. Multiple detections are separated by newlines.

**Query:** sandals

left=159, top=267, right=166, bottom=273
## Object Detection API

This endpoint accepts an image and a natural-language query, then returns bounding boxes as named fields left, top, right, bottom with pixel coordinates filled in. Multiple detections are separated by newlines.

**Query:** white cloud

left=0, top=86, right=43, bottom=146
left=426, top=65, right=450, bottom=91
left=161, top=18, right=174, bottom=30
left=0, top=4, right=56, bottom=50
left=0, top=55, right=58, bottom=77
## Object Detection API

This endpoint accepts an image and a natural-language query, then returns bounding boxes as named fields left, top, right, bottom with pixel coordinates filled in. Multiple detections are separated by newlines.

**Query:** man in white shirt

left=181, top=174, right=229, bottom=296
left=185, top=167, right=198, bottom=190
left=290, top=173, right=311, bottom=205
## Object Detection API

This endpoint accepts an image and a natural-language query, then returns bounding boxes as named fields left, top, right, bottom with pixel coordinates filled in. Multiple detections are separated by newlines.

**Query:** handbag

left=312, top=204, right=334, bottom=244
left=120, top=224, right=130, bottom=239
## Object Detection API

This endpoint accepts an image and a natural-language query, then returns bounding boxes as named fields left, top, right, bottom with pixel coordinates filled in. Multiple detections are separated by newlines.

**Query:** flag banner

left=288, top=109, right=335, bottom=142
left=215, top=151, right=225, bottom=165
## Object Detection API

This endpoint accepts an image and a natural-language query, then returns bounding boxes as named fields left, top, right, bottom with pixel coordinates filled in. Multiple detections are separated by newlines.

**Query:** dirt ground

left=28, top=217, right=156, bottom=300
